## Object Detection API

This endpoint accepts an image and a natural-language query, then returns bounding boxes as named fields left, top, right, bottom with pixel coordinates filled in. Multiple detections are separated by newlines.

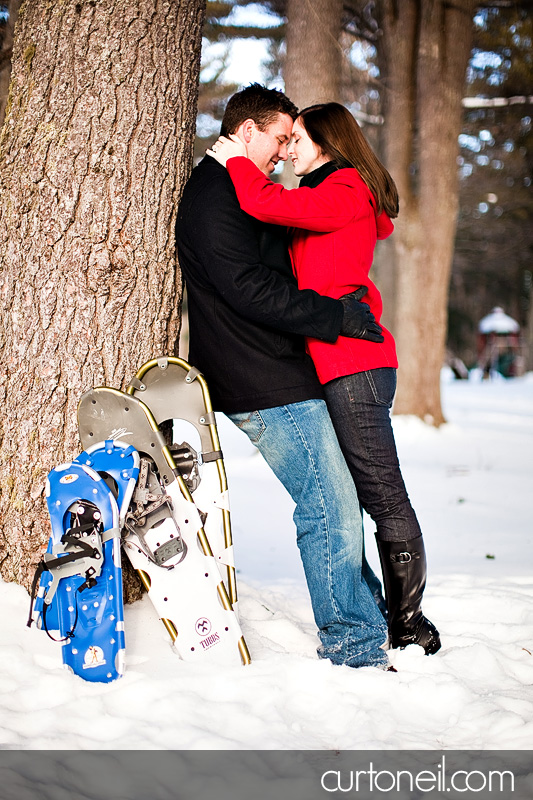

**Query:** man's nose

left=278, top=142, right=289, bottom=161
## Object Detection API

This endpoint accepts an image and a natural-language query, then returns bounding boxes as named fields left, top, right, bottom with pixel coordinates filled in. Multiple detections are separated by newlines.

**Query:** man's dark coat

left=176, top=156, right=343, bottom=413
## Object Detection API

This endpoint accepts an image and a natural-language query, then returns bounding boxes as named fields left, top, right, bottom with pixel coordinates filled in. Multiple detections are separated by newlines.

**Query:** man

left=176, top=85, right=389, bottom=669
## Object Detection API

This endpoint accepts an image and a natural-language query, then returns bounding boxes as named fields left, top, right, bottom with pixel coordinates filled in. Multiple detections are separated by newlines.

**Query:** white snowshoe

left=77, top=379, right=250, bottom=667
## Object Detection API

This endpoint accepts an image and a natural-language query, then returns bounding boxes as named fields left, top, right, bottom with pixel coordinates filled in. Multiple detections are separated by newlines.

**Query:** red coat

left=226, top=157, right=398, bottom=384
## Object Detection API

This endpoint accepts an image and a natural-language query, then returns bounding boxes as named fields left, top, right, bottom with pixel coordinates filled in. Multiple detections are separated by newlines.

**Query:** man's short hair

left=221, top=83, right=298, bottom=136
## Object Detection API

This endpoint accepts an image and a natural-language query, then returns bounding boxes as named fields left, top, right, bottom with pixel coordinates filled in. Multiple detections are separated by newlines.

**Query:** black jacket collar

left=299, top=161, right=339, bottom=189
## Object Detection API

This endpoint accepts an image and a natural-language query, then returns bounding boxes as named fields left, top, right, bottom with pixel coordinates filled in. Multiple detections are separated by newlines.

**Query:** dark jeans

left=323, top=368, right=422, bottom=543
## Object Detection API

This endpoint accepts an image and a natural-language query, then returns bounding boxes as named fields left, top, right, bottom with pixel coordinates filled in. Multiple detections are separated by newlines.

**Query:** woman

left=208, top=103, right=440, bottom=655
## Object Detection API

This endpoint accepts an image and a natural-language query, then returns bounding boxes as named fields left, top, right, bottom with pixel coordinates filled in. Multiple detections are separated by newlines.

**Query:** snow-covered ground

left=1, top=373, right=532, bottom=751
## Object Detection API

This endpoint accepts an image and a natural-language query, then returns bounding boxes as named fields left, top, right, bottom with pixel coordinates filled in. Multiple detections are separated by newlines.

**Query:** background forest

left=1, top=0, right=531, bottom=399
left=197, top=0, right=533, bottom=372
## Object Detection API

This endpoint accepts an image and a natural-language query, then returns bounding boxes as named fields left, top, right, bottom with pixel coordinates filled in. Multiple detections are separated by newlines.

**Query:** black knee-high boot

left=377, top=535, right=441, bottom=655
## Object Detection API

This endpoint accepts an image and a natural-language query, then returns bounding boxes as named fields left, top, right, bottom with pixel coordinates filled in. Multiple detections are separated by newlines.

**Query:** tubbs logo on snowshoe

left=200, top=632, right=221, bottom=650
left=59, top=473, right=79, bottom=484
left=82, top=645, right=107, bottom=669
left=195, top=617, right=221, bottom=649
left=195, top=617, right=211, bottom=636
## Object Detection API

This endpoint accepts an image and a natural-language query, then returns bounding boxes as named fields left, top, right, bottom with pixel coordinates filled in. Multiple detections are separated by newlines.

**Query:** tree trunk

left=378, top=0, right=475, bottom=424
left=284, top=0, right=343, bottom=109
left=0, top=0, right=22, bottom=127
left=0, top=0, right=206, bottom=591
left=282, top=0, right=343, bottom=186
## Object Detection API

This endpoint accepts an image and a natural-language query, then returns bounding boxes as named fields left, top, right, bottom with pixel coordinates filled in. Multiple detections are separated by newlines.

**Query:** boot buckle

left=394, top=551, right=412, bottom=563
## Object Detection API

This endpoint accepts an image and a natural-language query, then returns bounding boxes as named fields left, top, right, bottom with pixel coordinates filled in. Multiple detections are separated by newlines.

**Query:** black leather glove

left=339, top=285, right=384, bottom=343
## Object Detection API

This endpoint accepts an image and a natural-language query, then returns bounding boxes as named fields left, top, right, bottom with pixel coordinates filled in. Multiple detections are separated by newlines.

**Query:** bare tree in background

left=378, top=0, right=475, bottom=424
left=284, top=0, right=343, bottom=108
left=282, top=0, right=343, bottom=186
left=0, top=0, right=206, bottom=590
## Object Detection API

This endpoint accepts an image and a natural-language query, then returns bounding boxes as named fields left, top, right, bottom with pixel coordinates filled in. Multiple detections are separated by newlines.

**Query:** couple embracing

left=176, top=84, right=440, bottom=672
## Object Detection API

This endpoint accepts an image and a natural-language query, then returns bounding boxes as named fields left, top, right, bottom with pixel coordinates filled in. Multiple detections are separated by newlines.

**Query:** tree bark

left=0, top=0, right=206, bottom=591
left=0, top=0, right=23, bottom=127
left=378, top=0, right=475, bottom=424
left=282, top=0, right=343, bottom=186
left=284, top=0, right=343, bottom=109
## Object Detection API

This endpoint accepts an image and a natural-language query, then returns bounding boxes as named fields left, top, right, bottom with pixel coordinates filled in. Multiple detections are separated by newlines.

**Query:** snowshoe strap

left=41, top=575, right=97, bottom=643
left=26, top=537, right=103, bottom=631
left=42, top=593, right=77, bottom=642
left=26, top=560, right=48, bottom=628
left=101, top=526, right=120, bottom=543
left=201, top=449, right=223, bottom=463
left=43, top=536, right=103, bottom=608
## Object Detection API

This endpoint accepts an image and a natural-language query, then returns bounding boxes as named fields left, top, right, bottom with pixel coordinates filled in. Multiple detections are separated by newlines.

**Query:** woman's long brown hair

left=299, top=103, right=399, bottom=218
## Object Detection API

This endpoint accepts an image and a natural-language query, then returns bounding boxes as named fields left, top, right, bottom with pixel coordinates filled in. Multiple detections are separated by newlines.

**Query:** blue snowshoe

left=28, top=456, right=132, bottom=683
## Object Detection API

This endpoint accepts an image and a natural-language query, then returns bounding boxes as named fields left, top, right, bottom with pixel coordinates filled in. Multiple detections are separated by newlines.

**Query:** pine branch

left=203, top=22, right=285, bottom=42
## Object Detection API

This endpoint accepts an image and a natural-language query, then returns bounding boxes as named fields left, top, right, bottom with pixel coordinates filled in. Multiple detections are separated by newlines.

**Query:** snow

left=1, top=374, right=532, bottom=753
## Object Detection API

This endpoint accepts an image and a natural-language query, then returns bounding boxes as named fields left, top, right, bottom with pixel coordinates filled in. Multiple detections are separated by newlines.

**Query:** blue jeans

left=323, top=368, right=422, bottom=543
left=227, top=399, right=388, bottom=668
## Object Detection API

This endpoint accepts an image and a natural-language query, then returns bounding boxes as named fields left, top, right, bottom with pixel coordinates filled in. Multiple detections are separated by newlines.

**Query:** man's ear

left=235, top=119, right=255, bottom=144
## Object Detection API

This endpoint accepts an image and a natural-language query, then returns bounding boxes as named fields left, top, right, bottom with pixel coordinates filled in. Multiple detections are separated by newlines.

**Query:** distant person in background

left=209, top=101, right=440, bottom=654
